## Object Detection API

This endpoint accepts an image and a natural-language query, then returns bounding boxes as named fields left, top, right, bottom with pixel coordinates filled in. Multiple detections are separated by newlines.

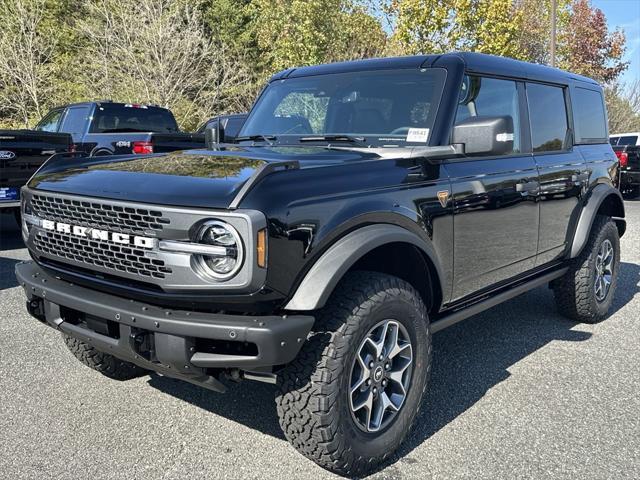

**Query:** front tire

left=552, top=215, right=620, bottom=323
left=63, top=334, right=148, bottom=380
left=275, top=271, right=431, bottom=477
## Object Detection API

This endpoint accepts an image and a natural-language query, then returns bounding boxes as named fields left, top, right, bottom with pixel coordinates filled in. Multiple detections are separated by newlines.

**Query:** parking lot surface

left=1, top=201, right=639, bottom=480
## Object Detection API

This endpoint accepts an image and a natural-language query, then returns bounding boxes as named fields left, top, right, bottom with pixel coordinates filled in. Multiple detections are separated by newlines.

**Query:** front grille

left=31, top=194, right=170, bottom=235
left=34, top=230, right=173, bottom=279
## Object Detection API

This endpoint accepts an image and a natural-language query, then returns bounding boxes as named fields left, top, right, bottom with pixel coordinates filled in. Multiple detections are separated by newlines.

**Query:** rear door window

left=572, top=87, right=607, bottom=144
left=60, top=106, right=92, bottom=137
left=526, top=83, right=569, bottom=152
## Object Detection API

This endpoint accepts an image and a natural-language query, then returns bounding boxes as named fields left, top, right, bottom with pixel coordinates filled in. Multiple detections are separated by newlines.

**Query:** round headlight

left=194, top=220, right=244, bottom=280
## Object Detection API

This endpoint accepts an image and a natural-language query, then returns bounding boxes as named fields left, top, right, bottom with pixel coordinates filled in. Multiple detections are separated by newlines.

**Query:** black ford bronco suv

left=16, top=53, right=625, bottom=476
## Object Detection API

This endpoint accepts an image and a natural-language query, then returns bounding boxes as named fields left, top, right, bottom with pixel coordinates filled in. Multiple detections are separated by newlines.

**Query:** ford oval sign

left=0, top=151, right=16, bottom=160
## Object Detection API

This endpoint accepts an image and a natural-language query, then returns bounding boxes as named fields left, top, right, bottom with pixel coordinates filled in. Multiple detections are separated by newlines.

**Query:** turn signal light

left=132, top=141, right=153, bottom=154
left=257, top=229, right=267, bottom=268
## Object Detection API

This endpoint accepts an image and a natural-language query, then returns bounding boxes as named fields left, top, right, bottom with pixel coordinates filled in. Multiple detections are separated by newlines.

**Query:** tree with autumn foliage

left=558, top=0, right=628, bottom=84
left=0, top=0, right=635, bottom=131
left=514, top=0, right=572, bottom=64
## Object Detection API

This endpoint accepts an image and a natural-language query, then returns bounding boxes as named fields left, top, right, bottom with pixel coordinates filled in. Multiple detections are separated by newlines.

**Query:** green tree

left=76, top=0, right=253, bottom=130
left=453, top=0, right=523, bottom=58
left=606, top=80, right=640, bottom=134
left=249, top=0, right=386, bottom=76
left=388, top=0, right=523, bottom=57
left=203, top=0, right=256, bottom=58
left=332, top=5, right=388, bottom=61
left=386, top=0, right=453, bottom=54
left=0, top=0, right=81, bottom=127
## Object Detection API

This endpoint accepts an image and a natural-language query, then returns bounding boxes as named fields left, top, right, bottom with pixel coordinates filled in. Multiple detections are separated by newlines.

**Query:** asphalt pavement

left=0, top=201, right=639, bottom=480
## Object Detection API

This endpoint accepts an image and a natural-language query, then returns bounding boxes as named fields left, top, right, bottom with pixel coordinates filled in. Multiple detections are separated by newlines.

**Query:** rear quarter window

left=572, top=87, right=607, bottom=144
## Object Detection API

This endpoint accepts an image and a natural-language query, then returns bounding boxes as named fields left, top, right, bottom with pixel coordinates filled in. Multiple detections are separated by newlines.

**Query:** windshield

left=239, top=68, right=446, bottom=147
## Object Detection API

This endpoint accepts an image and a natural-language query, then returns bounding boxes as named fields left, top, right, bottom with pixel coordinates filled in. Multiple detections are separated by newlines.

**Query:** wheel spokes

left=351, top=388, right=373, bottom=413
left=388, top=357, right=411, bottom=393
left=595, top=239, right=615, bottom=301
left=350, top=351, right=370, bottom=395
left=348, top=319, right=414, bottom=432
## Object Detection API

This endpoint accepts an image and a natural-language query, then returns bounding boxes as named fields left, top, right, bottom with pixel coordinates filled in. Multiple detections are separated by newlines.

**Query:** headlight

left=193, top=220, right=244, bottom=280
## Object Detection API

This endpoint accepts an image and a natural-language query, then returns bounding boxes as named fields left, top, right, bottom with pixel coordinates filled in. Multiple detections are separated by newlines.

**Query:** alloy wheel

left=349, top=319, right=413, bottom=432
left=594, top=238, right=614, bottom=302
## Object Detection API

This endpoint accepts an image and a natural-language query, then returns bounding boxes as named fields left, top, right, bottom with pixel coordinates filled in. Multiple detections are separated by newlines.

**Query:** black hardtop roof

left=271, top=51, right=600, bottom=87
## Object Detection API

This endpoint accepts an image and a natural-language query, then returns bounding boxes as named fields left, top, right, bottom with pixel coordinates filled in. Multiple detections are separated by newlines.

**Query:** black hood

left=28, top=146, right=380, bottom=209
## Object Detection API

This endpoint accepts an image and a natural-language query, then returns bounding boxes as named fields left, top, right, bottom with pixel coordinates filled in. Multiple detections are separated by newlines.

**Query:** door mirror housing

left=452, top=115, right=514, bottom=156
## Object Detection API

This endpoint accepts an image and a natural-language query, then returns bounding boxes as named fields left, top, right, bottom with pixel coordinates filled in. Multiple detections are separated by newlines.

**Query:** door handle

left=515, top=180, right=539, bottom=193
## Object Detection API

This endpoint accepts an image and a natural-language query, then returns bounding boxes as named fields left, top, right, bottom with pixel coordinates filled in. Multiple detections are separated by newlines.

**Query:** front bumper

left=16, top=261, right=314, bottom=392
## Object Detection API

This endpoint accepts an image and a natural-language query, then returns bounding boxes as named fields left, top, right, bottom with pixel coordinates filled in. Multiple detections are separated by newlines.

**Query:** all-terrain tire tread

left=553, top=215, right=619, bottom=323
left=63, top=334, right=147, bottom=380
left=275, top=271, right=431, bottom=476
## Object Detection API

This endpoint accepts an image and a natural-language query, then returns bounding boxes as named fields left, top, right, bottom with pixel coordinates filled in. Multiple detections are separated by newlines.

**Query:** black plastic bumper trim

left=16, top=261, right=315, bottom=376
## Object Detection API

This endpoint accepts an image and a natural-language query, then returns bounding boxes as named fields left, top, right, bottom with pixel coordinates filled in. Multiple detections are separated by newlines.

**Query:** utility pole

left=550, top=0, right=557, bottom=67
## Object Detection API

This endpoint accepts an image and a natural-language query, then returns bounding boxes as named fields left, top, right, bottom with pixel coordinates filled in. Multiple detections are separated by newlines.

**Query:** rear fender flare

left=284, top=224, right=442, bottom=311
left=570, top=184, right=625, bottom=258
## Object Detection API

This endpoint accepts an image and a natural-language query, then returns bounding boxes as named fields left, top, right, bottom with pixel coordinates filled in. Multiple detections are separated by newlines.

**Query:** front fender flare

left=570, top=184, right=625, bottom=258
left=284, top=224, right=442, bottom=311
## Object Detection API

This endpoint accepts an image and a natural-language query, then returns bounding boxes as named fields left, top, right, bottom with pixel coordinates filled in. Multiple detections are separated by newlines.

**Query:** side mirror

left=452, top=115, right=514, bottom=156
left=205, top=121, right=225, bottom=149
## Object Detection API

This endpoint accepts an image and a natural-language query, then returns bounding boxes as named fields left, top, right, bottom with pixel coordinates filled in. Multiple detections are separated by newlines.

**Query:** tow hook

left=27, top=298, right=46, bottom=323
left=129, top=329, right=153, bottom=360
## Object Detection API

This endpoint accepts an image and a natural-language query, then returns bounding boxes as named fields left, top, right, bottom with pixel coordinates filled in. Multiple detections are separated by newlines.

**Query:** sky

left=592, top=0, right=640, bottom=83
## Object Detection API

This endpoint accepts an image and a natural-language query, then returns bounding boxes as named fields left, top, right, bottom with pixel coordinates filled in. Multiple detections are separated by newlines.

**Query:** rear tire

left=63, top=334, right=148, bottom=380
left=552, top=215, right=620, bottom=323
left=275, top=271, right=431, bottom=477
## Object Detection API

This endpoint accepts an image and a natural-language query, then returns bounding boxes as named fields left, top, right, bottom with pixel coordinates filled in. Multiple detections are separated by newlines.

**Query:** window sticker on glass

left=406, top=128, right=429, bottom=142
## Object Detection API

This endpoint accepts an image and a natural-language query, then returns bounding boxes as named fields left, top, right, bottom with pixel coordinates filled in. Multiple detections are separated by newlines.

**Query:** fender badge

left=437, top=190, right=449, bottom=208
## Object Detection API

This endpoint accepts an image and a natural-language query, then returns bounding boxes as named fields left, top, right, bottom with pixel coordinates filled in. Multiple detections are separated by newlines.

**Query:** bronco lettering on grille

left=41, top=219, right=156, bottom=249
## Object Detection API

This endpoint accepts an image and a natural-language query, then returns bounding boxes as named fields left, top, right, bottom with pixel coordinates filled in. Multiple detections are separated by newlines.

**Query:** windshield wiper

left=299, top=135, right=367, bottom=146
left=235, top=134, right=277, bottom=145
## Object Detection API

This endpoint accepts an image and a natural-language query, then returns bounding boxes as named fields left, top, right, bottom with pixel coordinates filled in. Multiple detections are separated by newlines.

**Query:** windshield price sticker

left=406, top=128, right=429, bottom=143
